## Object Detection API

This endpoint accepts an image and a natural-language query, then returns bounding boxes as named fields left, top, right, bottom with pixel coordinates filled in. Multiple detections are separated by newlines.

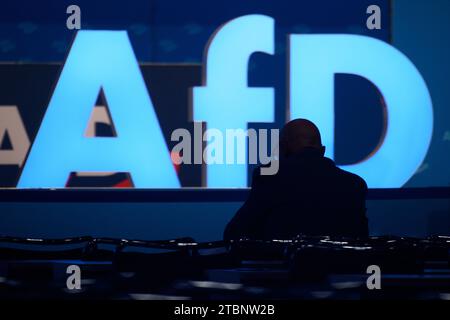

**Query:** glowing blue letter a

left=18, top=31, right=180, bottom=188
left=289, top=34, right=433, bottom=188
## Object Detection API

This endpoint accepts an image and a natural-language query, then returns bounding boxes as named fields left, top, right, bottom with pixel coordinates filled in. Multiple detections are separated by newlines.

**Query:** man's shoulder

left=335, top=167, right=368, bottom=191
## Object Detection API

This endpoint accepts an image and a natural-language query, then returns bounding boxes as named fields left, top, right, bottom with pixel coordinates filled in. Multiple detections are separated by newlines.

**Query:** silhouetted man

left=224, top=119, right=368, bottom=240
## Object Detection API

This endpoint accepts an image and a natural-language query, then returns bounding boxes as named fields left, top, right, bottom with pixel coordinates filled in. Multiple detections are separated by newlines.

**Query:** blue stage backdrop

left=0, top=0, right=449, bottom=188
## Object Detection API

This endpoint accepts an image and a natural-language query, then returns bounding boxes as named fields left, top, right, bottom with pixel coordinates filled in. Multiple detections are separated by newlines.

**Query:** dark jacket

left=224, top=148, right=369, bottom=240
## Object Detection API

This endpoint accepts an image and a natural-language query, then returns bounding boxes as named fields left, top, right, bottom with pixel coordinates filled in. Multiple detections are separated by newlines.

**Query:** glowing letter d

left=18, top=31, right=179, bottom=188
left=289, top=35, right=433, bottom=188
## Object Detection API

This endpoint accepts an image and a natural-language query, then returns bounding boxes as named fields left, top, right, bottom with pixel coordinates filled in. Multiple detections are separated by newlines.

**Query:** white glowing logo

left=17, top=15, right=433, bottom=189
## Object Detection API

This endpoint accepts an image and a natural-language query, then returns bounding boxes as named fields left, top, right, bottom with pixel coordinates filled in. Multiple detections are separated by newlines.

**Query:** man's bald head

left=280, top=119, right=325, bottom=157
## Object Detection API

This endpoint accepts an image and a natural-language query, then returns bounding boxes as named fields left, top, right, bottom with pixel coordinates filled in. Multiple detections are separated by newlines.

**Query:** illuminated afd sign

left=289, top=34, right=433, bottom=188
left=17, top=15, right=433, bottom=189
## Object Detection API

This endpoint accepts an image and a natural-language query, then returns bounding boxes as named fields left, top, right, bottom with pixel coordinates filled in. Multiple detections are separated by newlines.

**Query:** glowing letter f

left=193, top=15, right=275, bottom=187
